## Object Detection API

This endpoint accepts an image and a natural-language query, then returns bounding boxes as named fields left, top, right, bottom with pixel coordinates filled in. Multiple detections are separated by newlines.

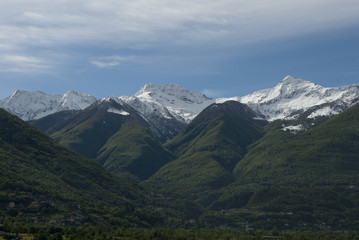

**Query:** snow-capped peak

left=135, top=83, right=211, bottom=105
left=281, top=75, right=302, bottom=83
left=219, top=75, right=359, bottom=121
left=61, top=90, right=97, bottom=110
left=115, top=83, right=215, bottom=141
left=1, top=75, right=358, bottom=130
left=6, top=90, right=48, bottom=103
left=121, top=83, right=214, bottom=123
left=279, top=75, right=318, bottom=89
left=0, top=90, right=97, bottom=121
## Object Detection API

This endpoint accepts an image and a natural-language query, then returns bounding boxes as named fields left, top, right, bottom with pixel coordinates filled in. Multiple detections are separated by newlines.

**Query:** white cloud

left=0, top=43, right=13, bottom=50
left=2, top=0, right=358, bottom=46
left=91, top=60, right=120, bottom=68
left=1, top=55, right=41, bottom=64
left=0, top=0, right=358, bottom=72
left=0, top=54, right=49, bottom=72
left=90, top=55, right=142, bottom=68
left=201, top=89, right=226, bottom=98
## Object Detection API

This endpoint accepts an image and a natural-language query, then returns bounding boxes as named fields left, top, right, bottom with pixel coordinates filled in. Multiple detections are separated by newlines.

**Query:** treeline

left=1, top=222, right=359, bottom=240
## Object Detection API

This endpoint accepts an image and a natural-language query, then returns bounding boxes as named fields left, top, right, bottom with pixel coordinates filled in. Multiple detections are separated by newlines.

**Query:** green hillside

left=145, top=101, right=266, bottom=205
left=29, top=110, right=81, bottom=134
left=97, top=120, right=175, bottom=181
left=0, top=108, right=155, bottom=226
left=15, top=98, right=359, bottom=230
left=165, top=101, right=266, bottom=170
left=205, top=103, right=359, bottom=230
left=234, top=103, right=359, bottom=186
left=144, top=103, right=359, bottom=230
left=45, top=100, right=173, bottom=181
left=50, top=100, right=134, bottom=159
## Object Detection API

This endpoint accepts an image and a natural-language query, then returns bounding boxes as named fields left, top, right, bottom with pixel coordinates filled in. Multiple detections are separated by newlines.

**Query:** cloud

left=0, top=43, right=13, bottom=50
left=2, top=55, right=41, bottom=64
left=0, top=0, right=358, bottom=72
left=2, top=0, right=358, bottom=46
left=201, top=88, right=227, bottom=98
left=90, top=55, right=143, bottom=68
left=91, top=60, right=120, bottom=69
left=90, top=56, right=122, bottom=68
left=0, top=54, right=49, bottom=72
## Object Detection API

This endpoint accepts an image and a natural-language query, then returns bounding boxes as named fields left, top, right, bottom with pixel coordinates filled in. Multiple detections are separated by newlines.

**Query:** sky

left=0, top=0, right=359, bottom=99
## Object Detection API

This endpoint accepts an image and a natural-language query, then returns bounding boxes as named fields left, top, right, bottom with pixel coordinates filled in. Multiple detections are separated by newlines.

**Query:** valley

left=1, top=76, right=359, bottom=232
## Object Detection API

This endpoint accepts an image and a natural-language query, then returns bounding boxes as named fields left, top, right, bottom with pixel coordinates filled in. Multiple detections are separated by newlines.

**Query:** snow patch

left=107, top=108, right=130, bottom=116
left=282, top=124, right=305, bottom=133
left=307, top=107, right=339, bottom=119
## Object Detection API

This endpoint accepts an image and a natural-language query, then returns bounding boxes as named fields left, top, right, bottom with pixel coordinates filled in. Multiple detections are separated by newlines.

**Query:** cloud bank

left=0, top=0, right=358, bottom=72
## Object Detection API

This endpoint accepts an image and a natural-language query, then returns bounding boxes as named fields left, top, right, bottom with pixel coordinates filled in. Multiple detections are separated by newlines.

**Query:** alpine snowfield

left=1, top=76, right=358, bottom=125
left=0, top=90, right=97, bottom=121
left=218, top=75, right=359, bottom=121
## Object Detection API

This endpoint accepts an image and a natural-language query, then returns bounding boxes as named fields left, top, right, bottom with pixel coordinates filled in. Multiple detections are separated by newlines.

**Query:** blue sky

left=0, top=0, right=358, bottom=99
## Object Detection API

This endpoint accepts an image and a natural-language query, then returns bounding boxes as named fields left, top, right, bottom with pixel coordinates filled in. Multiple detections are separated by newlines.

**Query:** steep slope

left=144, top=101, right=267, bottom=205
left=166, top=101, right=267, bottom=170
left=50, top=98, right=151, bottom=159
left=0, top=90, right=97, bottom=121
left=48, top=98, right=173, bottom=181
left=97, top=120, right=175, bottom=181
left=29, top=110, right=81, bottom=134
left=203, top=103, right=359, bottom=230
left=119, top=83, right=214, bottom=141
left=218, top=75, right=359, bottom=121
left=0, top=108, right=153, bottom=226
left=234, top=103, right=359, bottom=186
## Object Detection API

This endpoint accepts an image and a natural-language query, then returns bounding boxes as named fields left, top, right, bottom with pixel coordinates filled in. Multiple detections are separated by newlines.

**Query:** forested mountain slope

left=0, top=108, right=155, bottom=226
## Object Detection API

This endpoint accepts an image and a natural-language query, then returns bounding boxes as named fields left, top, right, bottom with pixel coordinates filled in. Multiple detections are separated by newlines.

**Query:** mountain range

left=1, top=76, right=358, bottom=131
left=0, top=90, right=97, bottom=121
left=1, top=75, right=359, bottom=230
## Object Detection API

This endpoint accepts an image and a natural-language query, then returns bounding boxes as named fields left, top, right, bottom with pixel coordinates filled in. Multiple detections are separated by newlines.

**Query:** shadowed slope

left=0, top=108, right=153, bottom=226
left=145, top=101, right=266, bottom=205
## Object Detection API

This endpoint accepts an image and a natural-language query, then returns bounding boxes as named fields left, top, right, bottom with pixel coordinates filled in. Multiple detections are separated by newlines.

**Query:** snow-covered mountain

left=0, top=90, right=97, bottom=121
left=1, top=76, right=358, bottom=132
left=217, top=75, right=359, bottom=121
left=116, top=83, right=214, bottom=141
left=119, top=83, right=214, bottom=123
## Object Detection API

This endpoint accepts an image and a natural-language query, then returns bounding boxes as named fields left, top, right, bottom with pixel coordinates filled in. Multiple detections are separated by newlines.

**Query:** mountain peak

left=279, top=75, right=316, bottom=87
left=61, top=90, right=97, bottom=110
left=63, top=90, right=96, bottom=98
left=129, top=83, right=214, bottom=122
left=2, top=76, right=358, bottom=125
left=140, top=83, right=182, bottom=91
left=0, top=90, right=97, bottom=121
left=12, top=89, right=27, bottom=96
left=237, top=75, right=358, bottom=121
left=8, top=89, right=46, bottom=100
left=135, top=83, right=206, bottom=99
left=281, top=75, right=296, bottom=82
left=64, top=89, right=81, bottom=96
left=116, top=83, right=215, bottom=140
